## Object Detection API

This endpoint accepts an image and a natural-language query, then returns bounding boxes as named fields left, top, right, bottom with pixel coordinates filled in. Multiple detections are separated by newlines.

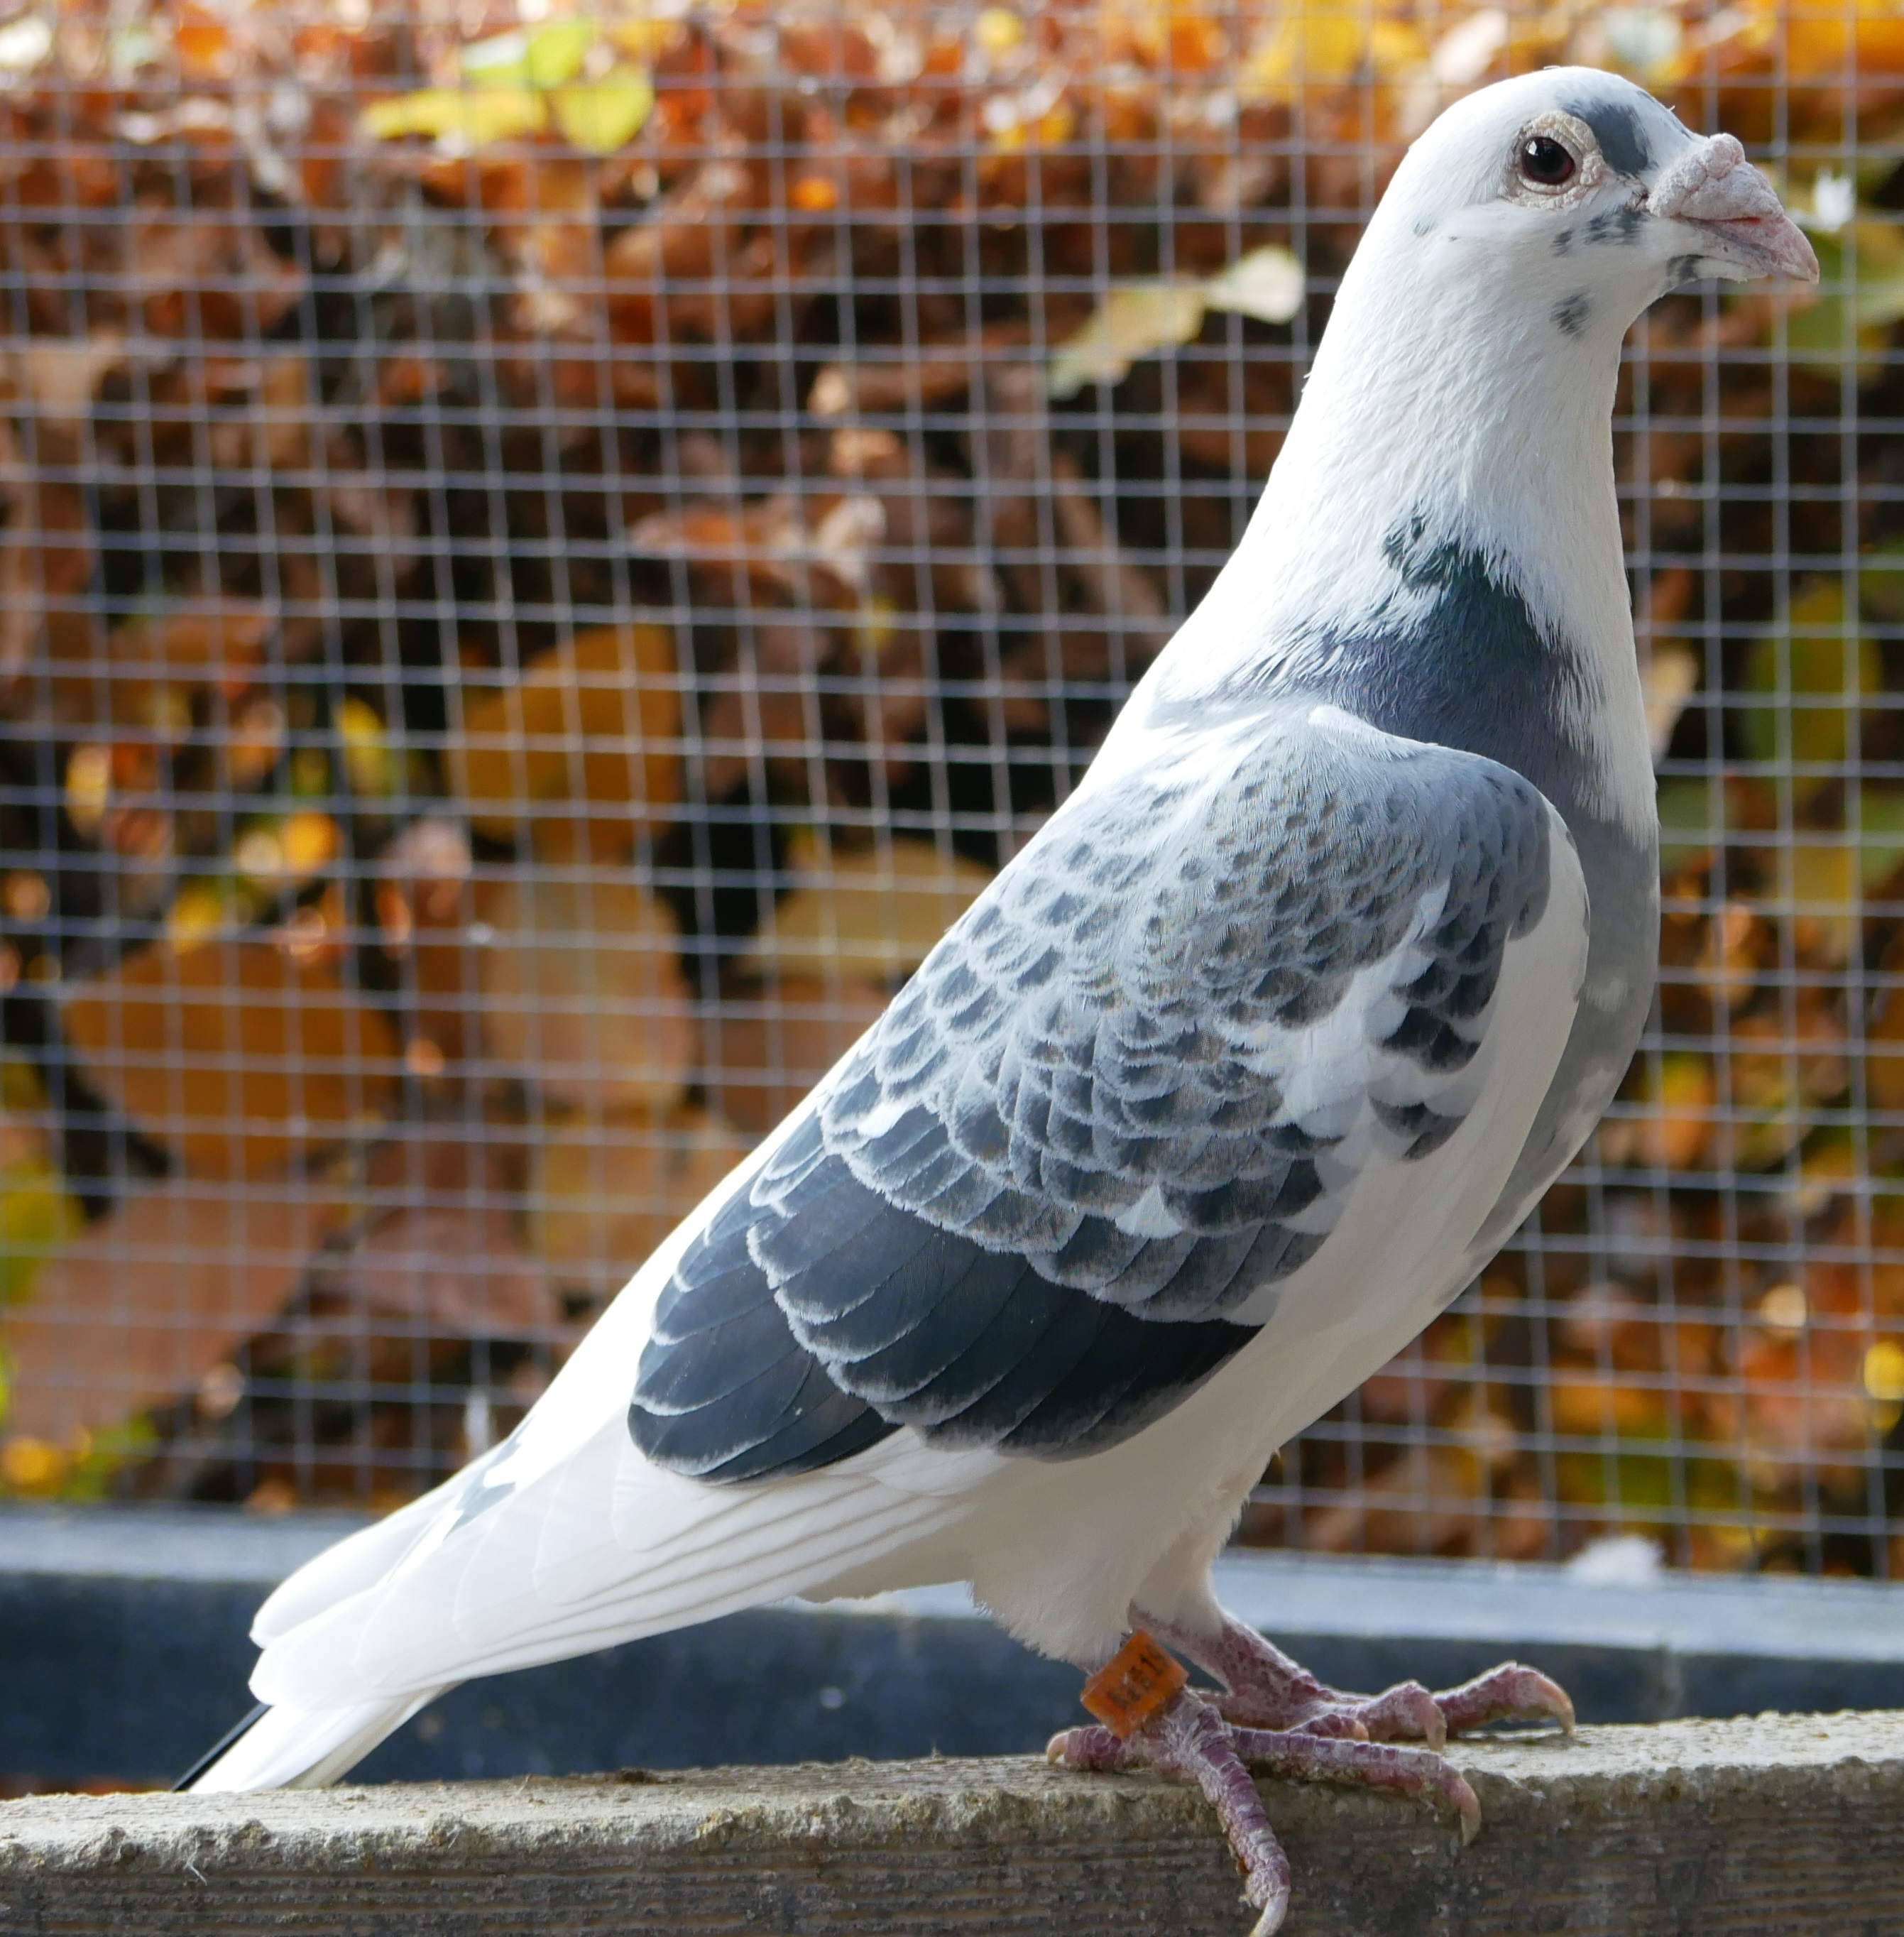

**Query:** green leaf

left=1858, top=541, right=1904, bottom=624
left=0, top=1156, right=83, bottom=1306
left=360, top=85, right=548, bottom=147
left=1785, top=228, right=1904, bottom=382
left=1657, top=775, right=1721, bottom=873
left=1852, top=783, right=1904, bottom=890
left=1201, top=245, right=1303, bottom=325
left=549, top=69, right=655, bottom=155
left=1739, top=576, right=1881, bottom=790
left=1047, top=284, right=1208, bottom=398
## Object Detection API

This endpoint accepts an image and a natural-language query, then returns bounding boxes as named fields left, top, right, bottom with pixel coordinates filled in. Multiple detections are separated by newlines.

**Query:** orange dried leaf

left=453, top=623, right=683, bottom=857
left=61, top=942, right=400, bottom=1179
left=531, top=1105, right=753, bottom=1297
left=704, top=976, right=891, bottom=1134
left=478, top=872, right=696, bottom=1115
left=740, top=834, right=994, bottom=985
left=0, top=1175, right=351, bottom=1444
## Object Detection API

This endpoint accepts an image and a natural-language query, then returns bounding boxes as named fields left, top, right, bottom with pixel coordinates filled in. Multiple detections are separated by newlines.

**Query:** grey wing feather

left=805, top=704, right=1555, bottom=1321
left=632, top=702, right=1564, bottom=1478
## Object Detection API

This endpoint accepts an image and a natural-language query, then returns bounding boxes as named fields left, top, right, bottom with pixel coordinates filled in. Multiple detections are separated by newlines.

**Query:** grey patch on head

left=1583, top=204, right=1646, bottom=247
left=1563, top=97, right=1651, bottom=176
left=1413, top=217, right=1436, bottom=237
left=1551, top=226, right=1575, bottom=256
left=1666, top=252, right=1706, bottom=290
left=1551, top=291, right=1592, bottom=337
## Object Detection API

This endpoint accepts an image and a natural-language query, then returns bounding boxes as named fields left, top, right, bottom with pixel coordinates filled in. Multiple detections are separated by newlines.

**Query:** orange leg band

left=1078, top=1629, right=1189, bottom=1738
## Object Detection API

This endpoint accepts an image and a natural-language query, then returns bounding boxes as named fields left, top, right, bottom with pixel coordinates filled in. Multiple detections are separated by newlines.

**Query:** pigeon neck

left=1146, top=268, right=1654, bottom=846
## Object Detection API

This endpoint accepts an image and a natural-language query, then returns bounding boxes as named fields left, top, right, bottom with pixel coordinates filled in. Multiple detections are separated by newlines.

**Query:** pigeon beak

left=1646, top=133, right=1821, bottom=284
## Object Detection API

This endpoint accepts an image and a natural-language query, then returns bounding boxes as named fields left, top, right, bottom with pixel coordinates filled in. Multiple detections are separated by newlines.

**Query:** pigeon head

left=1368, top=67, right=1817, bottom=344
left=1151, top=69, right=1815, bottom=844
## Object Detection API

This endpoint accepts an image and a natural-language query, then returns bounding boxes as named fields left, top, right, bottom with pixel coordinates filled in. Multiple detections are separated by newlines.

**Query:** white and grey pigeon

left=184, top=67, right=1816, bottom=1933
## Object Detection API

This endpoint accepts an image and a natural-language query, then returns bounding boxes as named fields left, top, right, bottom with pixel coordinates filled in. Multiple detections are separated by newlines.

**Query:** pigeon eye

left=1519, top=136, right=1577, bottom=189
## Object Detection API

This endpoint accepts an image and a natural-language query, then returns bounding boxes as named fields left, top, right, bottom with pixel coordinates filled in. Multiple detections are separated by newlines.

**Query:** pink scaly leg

left=1144, top=1608, right=1574, bottom=1746
left=1049, top=1688, right=1293, bottom=1936
left=1048, top=1615, right=1571, bottom=1931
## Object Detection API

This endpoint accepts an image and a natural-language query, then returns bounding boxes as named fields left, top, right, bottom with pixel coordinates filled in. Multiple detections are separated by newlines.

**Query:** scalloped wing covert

left=632, top=704, right=1567, bottom=1479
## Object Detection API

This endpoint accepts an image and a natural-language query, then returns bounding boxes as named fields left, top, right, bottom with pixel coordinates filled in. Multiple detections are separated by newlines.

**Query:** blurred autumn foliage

left=0, top=0, right=1899, bottom=1578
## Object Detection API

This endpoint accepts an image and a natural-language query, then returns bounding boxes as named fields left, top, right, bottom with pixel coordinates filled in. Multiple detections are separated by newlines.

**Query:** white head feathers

left=1144, top=68, right=1813, bottom=838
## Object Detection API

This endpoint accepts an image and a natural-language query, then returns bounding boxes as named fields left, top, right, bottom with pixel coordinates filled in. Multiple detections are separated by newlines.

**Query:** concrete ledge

left=4, top=1714, right=1901, bottom=1936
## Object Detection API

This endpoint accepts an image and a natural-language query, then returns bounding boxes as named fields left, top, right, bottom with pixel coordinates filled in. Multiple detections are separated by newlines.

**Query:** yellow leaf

left=1783, top=842, right=1858, bottom=967
left=163, top=880, right=233, bottom=955
left=335, top=696, right=395, bottom=798
left=741, top=835, right=995, bottom=984
left=549, top=70, right=655, bottom=155
left=280, top=810, right=340, bottom=877
left=1048, top=284, right=1207, bottom=398
left=1866, top=1341, right=1904, bottom=1404
left=525, top=21, right=596, bottom=88
left=64, top=744, right=110, bottom=839
left=973, top=7, right=1024, bottom=58
left=1202, top=246, right=1303, bottom=326
left=456, top=16, right=599, bottom=87
left=1241, top=0, right=1404, bottom=99
left=1365, top=18, right=1429, bottom=80
left=360, top=86, right=547, bottom=148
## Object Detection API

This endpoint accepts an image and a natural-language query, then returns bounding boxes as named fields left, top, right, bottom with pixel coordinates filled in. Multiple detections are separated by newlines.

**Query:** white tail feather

left=187, top=1688, right=450, bottom=1792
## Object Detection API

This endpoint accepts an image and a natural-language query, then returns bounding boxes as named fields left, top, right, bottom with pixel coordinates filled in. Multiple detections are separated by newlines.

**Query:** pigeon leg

left=1142, top=1608, right=1575, bottom=1746
left=1046, top=1682, right=1484, bottom=1934
left=1048, top=1688, right=1293, bottom=1936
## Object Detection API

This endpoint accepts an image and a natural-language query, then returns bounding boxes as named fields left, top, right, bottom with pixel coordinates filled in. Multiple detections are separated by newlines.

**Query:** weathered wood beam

left=3, top=1713, right=1900, bottom=1935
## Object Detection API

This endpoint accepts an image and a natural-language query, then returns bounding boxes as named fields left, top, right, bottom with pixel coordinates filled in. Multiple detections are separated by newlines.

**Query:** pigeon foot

left=1046, top=1686, right=1484, bottom=1934
left=1146, top=1610, right=1575, bottom=1749
left=1047, top=1688, right=1293, bottom=1936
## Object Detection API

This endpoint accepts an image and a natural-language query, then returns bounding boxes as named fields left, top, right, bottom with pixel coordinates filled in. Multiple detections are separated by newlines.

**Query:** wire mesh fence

left=0, top=0, right=1899, bottom=1579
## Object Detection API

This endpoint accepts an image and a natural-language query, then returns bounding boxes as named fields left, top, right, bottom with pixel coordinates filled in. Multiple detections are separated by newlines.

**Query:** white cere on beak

left=1644, top=133, right=1821, bottom=281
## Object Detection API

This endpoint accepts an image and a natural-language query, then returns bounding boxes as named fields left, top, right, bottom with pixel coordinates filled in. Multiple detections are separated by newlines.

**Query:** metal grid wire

left=0, top=0, right=1899, bottom=1578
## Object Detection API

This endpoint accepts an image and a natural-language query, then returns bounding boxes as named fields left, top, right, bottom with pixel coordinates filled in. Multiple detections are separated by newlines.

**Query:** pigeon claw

left=1151, top=1613, right=1575, bottom=1748
left=1228, top=1725, right=1484, bottom=1845
left=1056, top=1618, right=1581, bottom=1924
left=1432, top=1661, right=1576, bottom=1738
left=1050, top=1684, right=1493, bottom=1932
left=1049, top=1691, right=1292, bottom=1934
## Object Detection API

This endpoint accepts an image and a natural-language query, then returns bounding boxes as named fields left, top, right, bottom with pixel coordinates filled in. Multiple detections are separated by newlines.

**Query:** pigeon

left=183, top=67, right=1816, bottom=1933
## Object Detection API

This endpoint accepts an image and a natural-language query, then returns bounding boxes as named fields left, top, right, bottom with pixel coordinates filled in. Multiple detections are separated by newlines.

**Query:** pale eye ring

left=1519, top=134, right=1578, bottom=188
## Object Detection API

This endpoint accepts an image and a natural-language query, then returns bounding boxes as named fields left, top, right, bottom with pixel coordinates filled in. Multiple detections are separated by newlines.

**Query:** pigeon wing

left=633, top=701, right=1575, bottom=1478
